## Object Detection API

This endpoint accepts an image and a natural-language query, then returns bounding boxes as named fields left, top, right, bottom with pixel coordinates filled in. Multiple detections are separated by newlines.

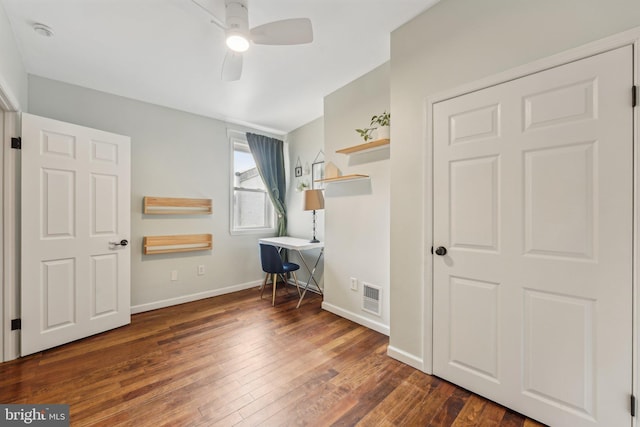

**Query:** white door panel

left=21, top=113, right=130, bottom=356
left=433, top=46, right=632, bottom=426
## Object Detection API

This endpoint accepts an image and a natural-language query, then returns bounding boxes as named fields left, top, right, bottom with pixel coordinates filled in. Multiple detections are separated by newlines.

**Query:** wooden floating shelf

left=315, top=174, right=369, bottom=183
left=143, top=197, right=212, bottom=215
left=336, top=138, right=390, bottom=155
left=143, top=234, right=212, bottom=255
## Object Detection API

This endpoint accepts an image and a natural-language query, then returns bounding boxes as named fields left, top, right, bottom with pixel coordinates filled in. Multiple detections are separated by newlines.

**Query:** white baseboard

left=131, top=280, right=261, bottom=314
left=387, top=345, right=426, bottom=372
left=321, top=301, right=389, bottom=336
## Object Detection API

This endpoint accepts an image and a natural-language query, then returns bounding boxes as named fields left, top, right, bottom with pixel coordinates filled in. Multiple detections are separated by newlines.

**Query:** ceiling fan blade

left=221, top=51, right=243, bottom=81
left=250, top=18, right=313, bottom=45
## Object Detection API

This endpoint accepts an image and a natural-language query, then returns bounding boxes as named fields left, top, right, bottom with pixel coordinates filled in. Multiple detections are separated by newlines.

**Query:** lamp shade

left=304, top=189, right=324, bottom=211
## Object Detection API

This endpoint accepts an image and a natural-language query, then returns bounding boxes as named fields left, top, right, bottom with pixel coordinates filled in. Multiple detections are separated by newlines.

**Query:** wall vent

left=362, top=282, right=381, bottom=316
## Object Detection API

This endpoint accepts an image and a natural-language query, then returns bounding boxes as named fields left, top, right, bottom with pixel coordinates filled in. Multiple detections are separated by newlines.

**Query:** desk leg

left=296, top=248, right=324, bottom=309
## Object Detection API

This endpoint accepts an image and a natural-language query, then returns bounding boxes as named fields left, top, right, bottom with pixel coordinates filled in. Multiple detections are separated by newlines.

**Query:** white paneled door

left=432, top=46, right=632, bottom=426
left=21, top=113, right=131, bottom=356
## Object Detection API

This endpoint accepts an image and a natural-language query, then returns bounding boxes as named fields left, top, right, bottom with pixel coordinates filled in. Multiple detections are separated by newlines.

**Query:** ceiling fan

left=192, top=0, right=313, bottom=81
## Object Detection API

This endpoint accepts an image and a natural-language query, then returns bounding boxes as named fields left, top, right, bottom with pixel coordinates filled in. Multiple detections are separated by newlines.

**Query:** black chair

left=259, top=244, right=301, bottom=306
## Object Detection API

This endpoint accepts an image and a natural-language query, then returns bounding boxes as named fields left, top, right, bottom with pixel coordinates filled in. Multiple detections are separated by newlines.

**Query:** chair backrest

left=260, top=244, right=285, bottom=274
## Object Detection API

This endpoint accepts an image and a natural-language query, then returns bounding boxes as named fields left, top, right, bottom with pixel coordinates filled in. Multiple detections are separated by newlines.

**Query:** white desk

left=259, top=236, right=324, bottom=308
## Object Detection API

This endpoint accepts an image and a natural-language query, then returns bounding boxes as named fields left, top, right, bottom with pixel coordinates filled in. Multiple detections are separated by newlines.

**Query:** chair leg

left=272, top=273, right=277, bottom=306
left=260, top=273, right=269, bottom=299
left=292, top=271, right=301, bottom=297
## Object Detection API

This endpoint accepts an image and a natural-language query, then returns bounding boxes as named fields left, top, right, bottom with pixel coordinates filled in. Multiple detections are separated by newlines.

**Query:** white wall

left=389, top=0, right=640, bottom=367
left=322, top=62, right=390, bottom=334
left=285, top=117, right=325, bottom=288
left=27, top=75, right=278, bottom=311
left=0, top=3, right=27, bottom=110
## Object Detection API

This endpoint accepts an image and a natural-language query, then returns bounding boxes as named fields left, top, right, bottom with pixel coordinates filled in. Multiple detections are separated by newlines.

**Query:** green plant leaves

left=370, top=111, right=390, bottom=127
left=356, top=128, right=375, bottom=141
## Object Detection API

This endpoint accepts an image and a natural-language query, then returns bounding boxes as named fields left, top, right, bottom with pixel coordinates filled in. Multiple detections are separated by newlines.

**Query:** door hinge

left=11, top=318, right=21, bottom=330
left=633, top=86, right=637, bottom=108
left=10, top=137, right=21, bottom=149
left=631, top=394, right=636, bottom=417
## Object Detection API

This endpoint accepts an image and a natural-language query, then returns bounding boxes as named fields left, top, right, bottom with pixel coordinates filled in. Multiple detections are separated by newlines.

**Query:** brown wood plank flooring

left=0, top=287, right=546, bottom=426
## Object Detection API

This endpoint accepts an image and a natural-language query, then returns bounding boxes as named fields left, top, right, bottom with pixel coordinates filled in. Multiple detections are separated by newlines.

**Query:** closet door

left=432, top=46, right=633, bottom=427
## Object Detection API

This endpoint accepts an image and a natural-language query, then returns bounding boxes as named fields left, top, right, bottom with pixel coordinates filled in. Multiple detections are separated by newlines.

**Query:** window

left=230, top=131, right=275, bottom=234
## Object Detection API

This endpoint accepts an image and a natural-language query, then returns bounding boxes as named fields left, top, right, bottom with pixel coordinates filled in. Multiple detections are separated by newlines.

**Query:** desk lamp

left=304, top=189, right=324, bottom=243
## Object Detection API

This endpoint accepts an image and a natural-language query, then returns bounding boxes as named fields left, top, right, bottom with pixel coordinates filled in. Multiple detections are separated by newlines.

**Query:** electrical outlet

left=171, top=270, right=178, bottom=281
left=350, top=277, right=358, bottom=291
left=197, top=265, right=205, bottom=276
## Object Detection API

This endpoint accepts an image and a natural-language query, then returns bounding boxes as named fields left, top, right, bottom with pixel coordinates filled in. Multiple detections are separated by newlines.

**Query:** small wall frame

left=312, top=161, right=325, bottom=189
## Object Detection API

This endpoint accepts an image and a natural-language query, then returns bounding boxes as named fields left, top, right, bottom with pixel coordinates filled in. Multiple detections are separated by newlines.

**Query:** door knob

left=110, top=239, right=129, bottom=247
left=434, top=246, right=447, bottom=256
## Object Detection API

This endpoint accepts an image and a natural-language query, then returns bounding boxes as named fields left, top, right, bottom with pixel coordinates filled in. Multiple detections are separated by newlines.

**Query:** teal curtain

left=246, top=133, right=287, bottom=236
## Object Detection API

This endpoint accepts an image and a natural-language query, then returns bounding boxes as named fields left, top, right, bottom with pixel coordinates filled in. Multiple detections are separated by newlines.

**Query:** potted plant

left=355, top=111, right=391, bottom=142
left=371, top=111, right=390, bottom=139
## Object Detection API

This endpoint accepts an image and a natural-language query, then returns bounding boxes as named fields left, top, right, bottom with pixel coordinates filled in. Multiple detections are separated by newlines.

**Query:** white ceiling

left=1, top=0, right=438, bottom=134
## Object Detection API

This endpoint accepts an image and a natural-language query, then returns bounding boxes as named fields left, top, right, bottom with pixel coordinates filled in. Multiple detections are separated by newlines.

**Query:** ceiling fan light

left=226, top=33, right=250, bottom=52
left=225, top=2, right=250, bottom=52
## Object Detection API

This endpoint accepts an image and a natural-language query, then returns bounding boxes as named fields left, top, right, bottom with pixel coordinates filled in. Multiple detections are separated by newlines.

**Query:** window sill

left=230, top=227, right=277, bottom=236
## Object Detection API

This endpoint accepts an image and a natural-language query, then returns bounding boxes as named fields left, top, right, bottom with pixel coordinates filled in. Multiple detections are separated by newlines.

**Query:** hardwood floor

left=0, top=287, right=545, bottom=426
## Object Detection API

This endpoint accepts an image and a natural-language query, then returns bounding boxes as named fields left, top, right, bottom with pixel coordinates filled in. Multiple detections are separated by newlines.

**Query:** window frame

left=228, top=130, right=276, bottom=235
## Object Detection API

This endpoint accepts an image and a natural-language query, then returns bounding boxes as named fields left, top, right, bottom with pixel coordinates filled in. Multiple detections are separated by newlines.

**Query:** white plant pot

left=376, top=125, right=390, bottom=140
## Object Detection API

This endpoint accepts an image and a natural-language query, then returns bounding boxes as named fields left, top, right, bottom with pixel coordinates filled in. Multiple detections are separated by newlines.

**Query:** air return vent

left=362, top=283, right=381, bottom=316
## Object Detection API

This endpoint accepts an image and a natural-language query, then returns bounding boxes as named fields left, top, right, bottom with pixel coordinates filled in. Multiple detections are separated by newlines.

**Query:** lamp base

left=309, top=209, right=320, bottom=243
